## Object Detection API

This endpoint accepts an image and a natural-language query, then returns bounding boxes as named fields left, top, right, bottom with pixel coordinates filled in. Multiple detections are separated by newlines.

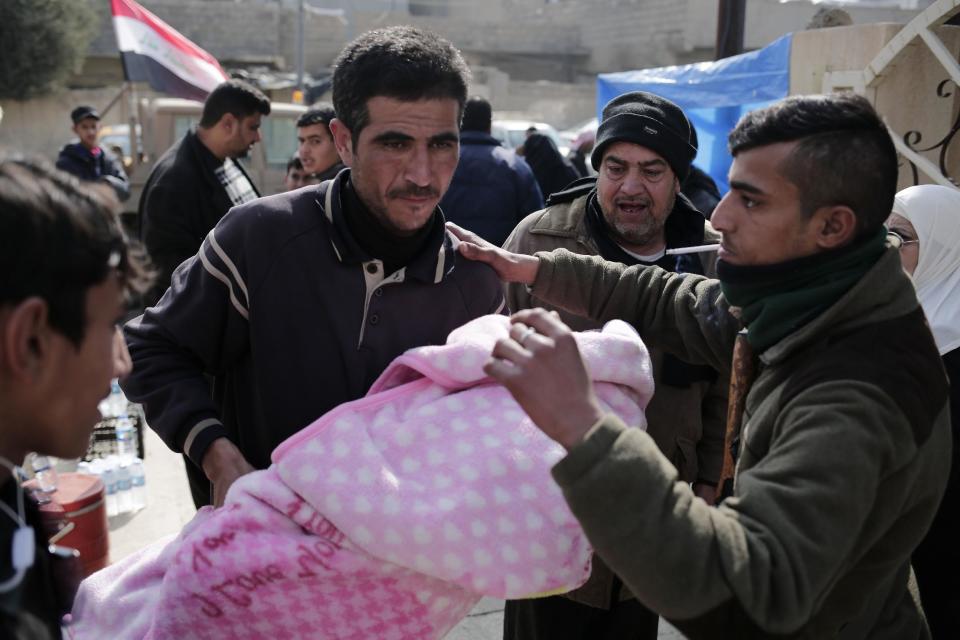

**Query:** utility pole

left=296, top=0, right=305, bottom=95
left=715, top=0, right=746, bottom=60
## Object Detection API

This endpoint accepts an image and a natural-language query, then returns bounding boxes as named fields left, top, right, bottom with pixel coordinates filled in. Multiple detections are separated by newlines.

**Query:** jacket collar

left=317, top=169, right=454, bottom=284
left=758, top=245, right=920, bottom=365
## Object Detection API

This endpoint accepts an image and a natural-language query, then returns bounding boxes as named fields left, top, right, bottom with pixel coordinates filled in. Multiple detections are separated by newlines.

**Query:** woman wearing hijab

left=520, top=132, right=580, bottom=200
left=888, top=184, right=960, bottom=639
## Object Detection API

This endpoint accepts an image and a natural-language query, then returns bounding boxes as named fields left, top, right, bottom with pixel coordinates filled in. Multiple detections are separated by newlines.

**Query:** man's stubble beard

left=606, top=190, right=676, bottom=251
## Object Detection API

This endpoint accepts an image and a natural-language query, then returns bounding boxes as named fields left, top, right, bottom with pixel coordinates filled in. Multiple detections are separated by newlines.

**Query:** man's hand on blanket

left=485, top=308, right=605, bottom=451
left=201, top=438, right=256, bottom=507
left=446, top=222, right=540, bottom=285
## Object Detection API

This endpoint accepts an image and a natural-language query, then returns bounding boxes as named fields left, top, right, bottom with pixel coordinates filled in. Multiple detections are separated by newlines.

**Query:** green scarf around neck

left=718, top=227, right=888, bottom=352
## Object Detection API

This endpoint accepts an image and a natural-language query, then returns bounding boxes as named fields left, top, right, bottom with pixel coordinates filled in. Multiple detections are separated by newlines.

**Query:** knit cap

left=591, top=91, right=697, bottom=179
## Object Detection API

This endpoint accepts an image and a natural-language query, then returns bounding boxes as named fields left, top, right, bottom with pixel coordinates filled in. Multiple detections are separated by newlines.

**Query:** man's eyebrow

left=370, top=131, right=415, bottom=144
left=729, top=179, right=766, bottom=196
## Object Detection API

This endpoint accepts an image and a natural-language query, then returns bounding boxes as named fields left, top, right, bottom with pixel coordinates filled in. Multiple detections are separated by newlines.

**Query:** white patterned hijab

left=891, top=184, right=960, bottom=355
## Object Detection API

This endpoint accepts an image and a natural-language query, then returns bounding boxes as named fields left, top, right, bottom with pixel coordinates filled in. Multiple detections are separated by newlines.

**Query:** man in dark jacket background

left=55, top=105, right=130, bottom=202
left=138, top=79, right=270, bottom=308
left=440, top=96, right=543, bottom=246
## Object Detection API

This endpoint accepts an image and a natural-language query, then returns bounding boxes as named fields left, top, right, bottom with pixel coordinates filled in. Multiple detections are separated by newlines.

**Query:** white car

left=490, top=120, right=568, bottom=156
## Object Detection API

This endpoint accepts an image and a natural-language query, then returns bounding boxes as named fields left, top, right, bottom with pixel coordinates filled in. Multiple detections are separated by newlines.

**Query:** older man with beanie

left=440, top=96, right=543, bottom=246
left=500, top=91, right=726, bottom=640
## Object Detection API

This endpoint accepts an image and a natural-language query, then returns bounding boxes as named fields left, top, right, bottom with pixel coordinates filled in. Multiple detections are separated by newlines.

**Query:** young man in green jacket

left=450, top=93, right=950, bottom=639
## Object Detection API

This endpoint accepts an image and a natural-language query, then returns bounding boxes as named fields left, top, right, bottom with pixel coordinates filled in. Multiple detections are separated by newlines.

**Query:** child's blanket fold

left=71, top=315, right=654, bottom=639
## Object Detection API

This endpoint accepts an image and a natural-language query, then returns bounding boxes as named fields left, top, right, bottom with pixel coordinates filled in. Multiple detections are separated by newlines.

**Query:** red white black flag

left=111, top=0, right=229, bottom=101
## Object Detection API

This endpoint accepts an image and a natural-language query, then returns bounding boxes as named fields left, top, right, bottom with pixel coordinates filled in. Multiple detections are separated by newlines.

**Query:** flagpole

left=127, top=82, right=140, bottom=167
left=296, top=0, right=305, bottom=96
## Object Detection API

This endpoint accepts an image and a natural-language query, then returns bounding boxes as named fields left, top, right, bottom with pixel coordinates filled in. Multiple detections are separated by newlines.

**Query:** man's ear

left=328, top=119, right=354, bottom=167
left=1, top=298, right=51, bottom=381
left=814, top=205, right=858, bottom=250
left=219, top=112, right=238, bottom=136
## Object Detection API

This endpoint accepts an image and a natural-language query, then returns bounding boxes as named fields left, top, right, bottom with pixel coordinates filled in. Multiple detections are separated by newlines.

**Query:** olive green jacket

left=536, top=246, right=950, bottom=639
left=503, top=192, right=727, bottom=608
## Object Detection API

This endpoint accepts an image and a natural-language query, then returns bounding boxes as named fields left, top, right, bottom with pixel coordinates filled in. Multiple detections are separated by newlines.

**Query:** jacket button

left=374, top=288, right=383, bottom=297
left=366, top=263, right=378, bottom=274
left=369, top=314, right=380, bottom=325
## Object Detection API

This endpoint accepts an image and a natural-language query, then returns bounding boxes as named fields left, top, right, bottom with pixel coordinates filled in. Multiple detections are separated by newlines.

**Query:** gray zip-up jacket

left=122, top=170, right=505, bottom=470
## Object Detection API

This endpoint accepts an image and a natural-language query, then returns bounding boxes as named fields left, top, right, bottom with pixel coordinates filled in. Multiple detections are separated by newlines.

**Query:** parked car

left=490, top=119, right=568, bottom=156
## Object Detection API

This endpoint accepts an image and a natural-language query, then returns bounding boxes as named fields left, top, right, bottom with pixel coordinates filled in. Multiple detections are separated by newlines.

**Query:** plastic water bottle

left=102, top=465, right=119, bottom=517
left=102, top=379, right=127, bottom=419
left=116, top=463, right=133, bottom=514
left=30, top=454, right=58, bottom=494
left=130, top=458, right=146, bottom=511
left=115, top=415, right=136, bottom=461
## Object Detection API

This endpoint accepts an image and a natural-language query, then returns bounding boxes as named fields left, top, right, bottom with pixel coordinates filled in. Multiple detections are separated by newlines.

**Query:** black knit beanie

left=591, top=91, right=697, bottom=180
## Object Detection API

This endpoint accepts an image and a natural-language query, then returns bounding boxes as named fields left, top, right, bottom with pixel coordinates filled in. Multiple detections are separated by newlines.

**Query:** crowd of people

left=0, top=22, right=957, bottom=640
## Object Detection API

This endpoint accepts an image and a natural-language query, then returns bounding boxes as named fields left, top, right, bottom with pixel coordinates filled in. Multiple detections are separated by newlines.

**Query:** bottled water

left=101, top=379, right=127, bottom=419
left=29, top=454, right=58, bottom=494
left=130, top=459, right=146, bottom=511
left=102, top=465, right=119, bottom=517
left=116, top=463, right=133, bottom=514
left=115, top=415, right=137, bottom=461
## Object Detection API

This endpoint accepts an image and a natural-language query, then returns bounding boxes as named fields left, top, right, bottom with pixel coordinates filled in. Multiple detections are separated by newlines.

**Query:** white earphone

left=0, top=456, right=35, bottom=594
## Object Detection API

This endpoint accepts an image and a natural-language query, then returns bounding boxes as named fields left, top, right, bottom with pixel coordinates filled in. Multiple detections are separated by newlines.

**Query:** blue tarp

left=596, top=34, right=792, bottom=193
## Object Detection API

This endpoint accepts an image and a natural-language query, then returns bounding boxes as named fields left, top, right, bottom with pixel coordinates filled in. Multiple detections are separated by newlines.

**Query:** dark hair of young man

left=331, top=25, right=470, bottom=144
left=728, top=93, right=898, bottom=236
left=461, top=96, right=492, bottom=133
left=0, top=156, right=151, bottom=345
left=296, top=104, right=336, bottom=129
left=286, top=154, right=304, bottom=173
left=199, top=79, right=272, bottom=129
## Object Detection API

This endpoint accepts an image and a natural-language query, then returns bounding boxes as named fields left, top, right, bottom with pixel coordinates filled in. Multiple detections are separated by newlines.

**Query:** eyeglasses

left=887, top=229, right=919, bottom=247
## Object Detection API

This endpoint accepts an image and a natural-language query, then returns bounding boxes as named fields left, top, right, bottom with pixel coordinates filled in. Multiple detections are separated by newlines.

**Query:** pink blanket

left=71, top=315, right=653, bottom=639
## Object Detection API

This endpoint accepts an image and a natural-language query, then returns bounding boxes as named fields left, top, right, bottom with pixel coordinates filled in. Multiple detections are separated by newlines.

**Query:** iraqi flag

left=111, top=0, right=229, bottom=101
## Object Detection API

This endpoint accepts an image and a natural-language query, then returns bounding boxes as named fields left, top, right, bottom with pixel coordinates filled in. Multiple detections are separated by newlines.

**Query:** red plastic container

left=29, top=472, right=109, bottom=578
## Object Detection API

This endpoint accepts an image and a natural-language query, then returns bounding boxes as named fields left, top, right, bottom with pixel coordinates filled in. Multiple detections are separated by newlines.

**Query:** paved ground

left=104, top=428, right=684, bottom=638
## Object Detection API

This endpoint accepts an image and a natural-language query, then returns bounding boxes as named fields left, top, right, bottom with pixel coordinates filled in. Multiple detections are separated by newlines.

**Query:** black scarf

left=342, top=179, right=436, bottom=276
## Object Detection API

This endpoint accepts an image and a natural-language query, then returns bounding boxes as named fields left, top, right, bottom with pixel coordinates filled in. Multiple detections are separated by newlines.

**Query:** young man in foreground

left=0, top=156, right=147, bottom=637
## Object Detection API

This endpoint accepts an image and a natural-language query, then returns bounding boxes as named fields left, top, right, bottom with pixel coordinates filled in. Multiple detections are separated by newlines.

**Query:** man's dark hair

left=296, top=104, right=336, bottom=129
left=728, top=93, right=898, bottom=236
left=286, top=154, right=303, bottom=173
left=199, top=80, right=271, bottom=128
left=461, top=96, right=492, bottom=132
left=332, top=26, right=469, bottom=143
left=0, top=156, right=151, bottom=346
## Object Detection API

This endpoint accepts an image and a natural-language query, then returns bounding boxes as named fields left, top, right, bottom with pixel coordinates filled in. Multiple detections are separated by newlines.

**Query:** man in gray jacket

left=453, top=93, right=949, bottom=639
left=501, top=91, right=726, bottom=640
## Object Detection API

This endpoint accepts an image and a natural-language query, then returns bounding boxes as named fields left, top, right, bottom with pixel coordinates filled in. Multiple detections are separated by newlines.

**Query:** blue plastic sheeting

left=596, top=34, right=792, bottom=194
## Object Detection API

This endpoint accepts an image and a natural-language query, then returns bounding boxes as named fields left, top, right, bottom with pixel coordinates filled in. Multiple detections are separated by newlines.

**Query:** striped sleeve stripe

left=199, top=231, right=249, bottom=320
left=208, top=230, right=249, bottom=306
left=183, top=418, right=223, bottom=457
